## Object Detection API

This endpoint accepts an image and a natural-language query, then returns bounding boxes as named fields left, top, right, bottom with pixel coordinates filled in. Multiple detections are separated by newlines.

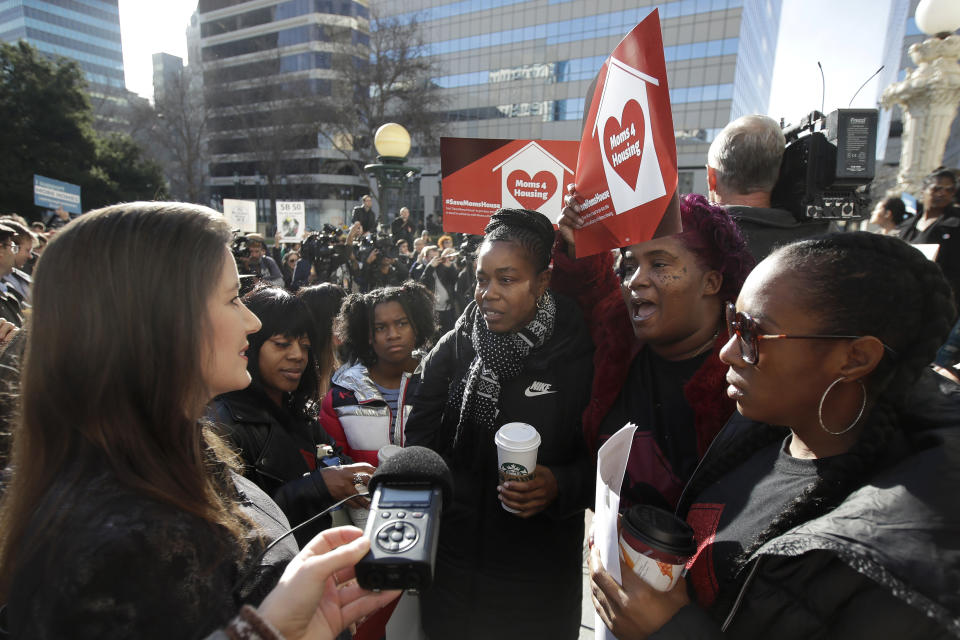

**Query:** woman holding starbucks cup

left=405, top=209, right=594, bottom=640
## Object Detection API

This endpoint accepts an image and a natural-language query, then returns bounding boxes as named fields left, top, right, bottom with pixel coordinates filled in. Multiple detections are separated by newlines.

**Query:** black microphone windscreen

left=369, top=446, right=453, bottom=505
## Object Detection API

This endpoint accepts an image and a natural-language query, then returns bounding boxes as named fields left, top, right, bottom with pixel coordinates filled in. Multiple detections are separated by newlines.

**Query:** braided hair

left=482, top=208, right=555, bottom=273
left=687, top=232, right=956, bottom=590
left=337, top=281, right=436, bottom=367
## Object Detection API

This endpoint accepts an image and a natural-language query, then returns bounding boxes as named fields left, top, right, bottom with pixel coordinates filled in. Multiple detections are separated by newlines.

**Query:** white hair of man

left=707, top=114, right=785, bottom=196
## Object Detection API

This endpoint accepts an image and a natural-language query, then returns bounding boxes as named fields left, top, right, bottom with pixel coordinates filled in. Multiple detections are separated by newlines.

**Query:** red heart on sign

left=602, top=99, right=646, bottom=190
left=507, top=170, right=558, bottom=211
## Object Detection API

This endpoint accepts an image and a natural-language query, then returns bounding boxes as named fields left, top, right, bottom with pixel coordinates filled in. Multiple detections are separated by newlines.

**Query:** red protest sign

left=573, top=9, right=678, bottom=258
left=441, top=137, right=578, bottom=235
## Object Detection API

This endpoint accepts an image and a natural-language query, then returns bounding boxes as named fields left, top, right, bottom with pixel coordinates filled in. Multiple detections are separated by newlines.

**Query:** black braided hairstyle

left=482, top=208, right=556, bottom=273
left=336, top=281, right=436, bottom=367
left=686, top=231, right=957, bottom=593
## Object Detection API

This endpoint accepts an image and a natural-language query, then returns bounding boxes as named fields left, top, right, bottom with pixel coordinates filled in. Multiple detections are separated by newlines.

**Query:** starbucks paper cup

left=494, top=423, right=541, bottom=513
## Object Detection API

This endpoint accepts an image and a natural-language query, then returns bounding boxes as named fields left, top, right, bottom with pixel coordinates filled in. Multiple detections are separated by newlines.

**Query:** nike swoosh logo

left=525, top=388, right=558, bottom=397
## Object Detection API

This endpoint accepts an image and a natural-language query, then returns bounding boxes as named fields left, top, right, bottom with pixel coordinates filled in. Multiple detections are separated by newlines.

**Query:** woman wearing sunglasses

left=591, top=232, right=960, bottom=638
left=556, top=192, right=754, bottom=511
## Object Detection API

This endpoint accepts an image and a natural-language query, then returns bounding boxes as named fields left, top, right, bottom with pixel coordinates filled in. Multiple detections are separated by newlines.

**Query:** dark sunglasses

left=724, top=302, right=896, bottom=365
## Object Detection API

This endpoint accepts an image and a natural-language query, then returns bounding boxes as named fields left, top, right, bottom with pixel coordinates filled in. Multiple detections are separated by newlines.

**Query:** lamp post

left=880, top=0, right=960, bottom=197
left=364, top=123, right=421, bottom=229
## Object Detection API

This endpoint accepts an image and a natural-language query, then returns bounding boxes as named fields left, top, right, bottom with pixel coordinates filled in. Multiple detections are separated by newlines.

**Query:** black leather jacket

left=211, top=388, right=348, bottom=547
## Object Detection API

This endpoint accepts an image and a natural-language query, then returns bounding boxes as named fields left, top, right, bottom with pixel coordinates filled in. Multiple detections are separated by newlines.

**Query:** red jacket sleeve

left=319, top=389, right=347, bottom=453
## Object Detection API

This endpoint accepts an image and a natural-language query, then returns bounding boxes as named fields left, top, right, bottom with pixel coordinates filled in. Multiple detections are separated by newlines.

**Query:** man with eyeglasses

left=0, top=224, right=24, bottom=327
left=898, top=167, right=960, bottom=300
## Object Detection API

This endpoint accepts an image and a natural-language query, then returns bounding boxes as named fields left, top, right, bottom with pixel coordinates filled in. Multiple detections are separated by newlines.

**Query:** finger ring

left=353, top=473, right=368, bottom=494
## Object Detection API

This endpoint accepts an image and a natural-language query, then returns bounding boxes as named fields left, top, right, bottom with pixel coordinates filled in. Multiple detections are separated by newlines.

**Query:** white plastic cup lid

left=378, top=444, right=402, bottom=464
left=494, top=422, right=541, bottom=451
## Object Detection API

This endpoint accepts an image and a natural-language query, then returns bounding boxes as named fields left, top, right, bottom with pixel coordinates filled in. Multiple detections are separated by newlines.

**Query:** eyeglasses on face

left=724, top=302, right=896, bottom=365
left=4, top=243, right=18, bottom=254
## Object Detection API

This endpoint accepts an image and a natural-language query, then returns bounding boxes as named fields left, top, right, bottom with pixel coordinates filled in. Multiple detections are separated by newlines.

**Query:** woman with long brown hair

left=0, top=203, right=396, bottom=639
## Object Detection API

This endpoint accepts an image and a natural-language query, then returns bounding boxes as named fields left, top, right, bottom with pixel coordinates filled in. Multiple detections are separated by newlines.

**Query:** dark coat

left=654, top=369, right=960, bottom=639
left=724, top=205, right=832, bottom=262
left=898, top=209, right=960, bottom=302
left=405, top=294, right=594, bottom=640
left=7, top=469, right=296, bottom=639
left=352, top=205, right=377, bottom=233
left=390, top=216, right=415, bottom=247
left=212, top=388, right=345, bottom=547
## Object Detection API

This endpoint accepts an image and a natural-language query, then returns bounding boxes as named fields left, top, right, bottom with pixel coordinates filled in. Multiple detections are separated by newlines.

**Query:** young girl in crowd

left=0, top=203, right=396, bottom=639
left=212, top=286, right=373, bottom=547
left=320, top=282, right=435, bottom=467
left=557, top=192, right=754, bottom=510
left=591, top=232, right=960, bottom=638
left=406, top=209, right=594, bottom=640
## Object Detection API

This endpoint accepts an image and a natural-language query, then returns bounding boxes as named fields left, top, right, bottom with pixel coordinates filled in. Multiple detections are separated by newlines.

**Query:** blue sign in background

left=33, top=174, right=82, bottom=215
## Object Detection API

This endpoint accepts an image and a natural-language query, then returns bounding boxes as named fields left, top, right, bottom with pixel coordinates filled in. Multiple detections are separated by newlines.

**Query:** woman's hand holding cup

left=497, top=464, right=558, bottom=518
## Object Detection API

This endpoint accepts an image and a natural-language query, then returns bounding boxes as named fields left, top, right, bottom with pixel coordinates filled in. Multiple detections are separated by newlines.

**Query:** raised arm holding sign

left=572, top=9, right=680, bottom=257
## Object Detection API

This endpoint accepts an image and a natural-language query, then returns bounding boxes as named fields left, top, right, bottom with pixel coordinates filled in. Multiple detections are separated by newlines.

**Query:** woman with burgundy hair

left=556, top=191, right=754, bottom=511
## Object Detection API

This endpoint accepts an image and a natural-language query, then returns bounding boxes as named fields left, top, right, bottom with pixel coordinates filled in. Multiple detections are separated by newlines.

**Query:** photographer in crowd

left=707, top=114, right=830, bottom=260
left=416, top=246, right=458, bottom=336
left=359, top=237, right=406, bottom=293
left=244, top=234, right=284, bottom=288
left=352, top=195, right=377, bottom=234
left=409, top=244, right=437, bottom=282
left=390, top=206, right=415, bottom=249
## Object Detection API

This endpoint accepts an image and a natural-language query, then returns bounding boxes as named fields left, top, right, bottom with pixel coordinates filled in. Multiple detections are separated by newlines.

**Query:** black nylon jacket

left=211, top=388, right=346, bottom=547
left=405, top=293, right=594, bottom=639
left=652, top=368, right=960, bottom=639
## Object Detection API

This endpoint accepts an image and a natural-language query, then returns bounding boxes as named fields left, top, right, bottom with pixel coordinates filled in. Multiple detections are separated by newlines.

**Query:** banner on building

left=33, top=174, right=82, bottom=215
left=573, top=9, right=680, bottom=257
left=276, top=201, right=305, bottom=242
left=222, top=199, right=257, bottom=233
left=440, top=137, right=578, bottom=235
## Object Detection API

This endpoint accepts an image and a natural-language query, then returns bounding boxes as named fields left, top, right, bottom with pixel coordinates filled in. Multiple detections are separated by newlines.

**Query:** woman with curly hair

left=557, top=192, right=755, bottom=511
left=406, top=209, right=595, bottom=640
left=591, top=232, right=960, bottom=638
left=320, top=282, right=435, bottom=468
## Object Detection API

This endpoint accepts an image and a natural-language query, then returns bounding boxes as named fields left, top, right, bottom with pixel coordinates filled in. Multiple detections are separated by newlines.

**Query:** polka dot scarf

left=452, top=290, right=557, bottom=449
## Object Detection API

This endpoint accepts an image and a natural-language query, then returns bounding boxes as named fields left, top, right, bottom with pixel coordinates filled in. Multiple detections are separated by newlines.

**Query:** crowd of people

left=0, top=111, right=958, bottom=640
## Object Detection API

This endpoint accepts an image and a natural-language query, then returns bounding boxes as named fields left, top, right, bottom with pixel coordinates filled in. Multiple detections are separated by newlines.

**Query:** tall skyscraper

left=152, top=52, right=184, bottom=105
left=0, top=0, right=127, bottom=119
left=198, top=0, right=371, bottom=228
left=377, top=0, right=783, bottom=201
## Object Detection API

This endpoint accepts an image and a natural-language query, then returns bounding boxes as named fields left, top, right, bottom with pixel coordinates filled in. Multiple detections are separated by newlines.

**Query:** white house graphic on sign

left=593, top=57, right=666, bottom=215
left=492, top=142, right=573, bottom=215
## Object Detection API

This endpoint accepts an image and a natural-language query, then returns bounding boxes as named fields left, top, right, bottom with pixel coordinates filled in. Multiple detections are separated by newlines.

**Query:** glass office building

left=198, top=0, right=372, bottom=227
left=0, top=0, right=125, bottom=92
left=378, top=0, right=783, bottom=200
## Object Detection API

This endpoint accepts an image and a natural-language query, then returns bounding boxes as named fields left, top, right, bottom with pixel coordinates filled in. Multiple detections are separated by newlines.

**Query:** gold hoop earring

left=819, top=377, right=866, bottom=436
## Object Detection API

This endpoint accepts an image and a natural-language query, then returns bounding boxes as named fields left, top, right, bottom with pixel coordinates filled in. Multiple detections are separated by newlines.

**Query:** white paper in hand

left=593, top=422, right=638, bottom=640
